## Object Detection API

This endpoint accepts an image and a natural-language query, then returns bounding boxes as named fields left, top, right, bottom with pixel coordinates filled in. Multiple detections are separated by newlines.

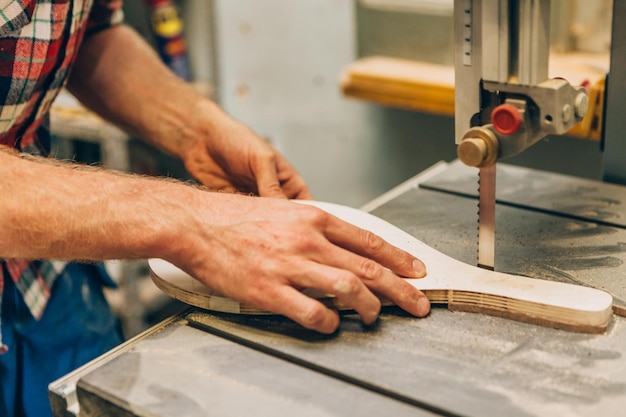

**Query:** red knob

left=491, top=103, right=523, bottom=135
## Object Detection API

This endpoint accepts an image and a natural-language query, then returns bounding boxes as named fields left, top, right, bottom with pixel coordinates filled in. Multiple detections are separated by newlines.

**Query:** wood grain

left=149, top=201, right=613, bottom=333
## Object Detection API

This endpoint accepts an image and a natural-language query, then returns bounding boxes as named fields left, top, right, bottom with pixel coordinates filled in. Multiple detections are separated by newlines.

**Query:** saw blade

left=478, top=164, right=496, bottom=270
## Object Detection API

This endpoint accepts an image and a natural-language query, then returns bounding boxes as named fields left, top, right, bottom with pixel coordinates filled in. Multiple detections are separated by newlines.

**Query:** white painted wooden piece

left=149, top=201, right=614, bottom=333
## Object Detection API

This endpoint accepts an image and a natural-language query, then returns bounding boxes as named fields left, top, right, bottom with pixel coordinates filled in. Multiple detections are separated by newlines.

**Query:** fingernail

left=413, top=259, right=427, bottom=277
left=416, top=296, right=431, bottom=317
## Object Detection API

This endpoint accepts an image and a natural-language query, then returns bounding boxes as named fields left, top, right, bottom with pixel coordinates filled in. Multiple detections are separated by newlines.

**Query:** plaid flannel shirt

left=0, top=0, right=124, bottom=354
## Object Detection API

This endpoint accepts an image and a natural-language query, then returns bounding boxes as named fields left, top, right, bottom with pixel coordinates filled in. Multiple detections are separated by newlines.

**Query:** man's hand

left=66, top=25, right=311, bottom=201
left=164, top=194, right=430, bottom=334
left=178, top=102, right=312, bottom=200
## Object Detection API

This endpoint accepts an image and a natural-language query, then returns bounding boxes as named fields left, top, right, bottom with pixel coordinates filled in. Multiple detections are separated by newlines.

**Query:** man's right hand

left=162, top=193, right=430, bottom=333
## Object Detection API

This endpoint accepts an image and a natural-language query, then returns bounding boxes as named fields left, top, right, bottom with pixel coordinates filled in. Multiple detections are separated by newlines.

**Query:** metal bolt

left=562, top=104, right=573, bottom=124
left=574, top=92, right=589, bottom=119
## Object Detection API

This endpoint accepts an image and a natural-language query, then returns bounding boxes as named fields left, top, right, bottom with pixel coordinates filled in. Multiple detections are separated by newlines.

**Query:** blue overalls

left=0, top=263, right=123, bottom=417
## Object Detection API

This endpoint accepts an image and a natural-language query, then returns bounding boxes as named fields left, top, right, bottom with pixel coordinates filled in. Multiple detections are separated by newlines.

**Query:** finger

left=260, top=286, right=340, bottom=333
left=275, top=156, right=314, bottom=200
left=205, top=180, right=239, bottom=194
left=293, top=262, right=382, bottom=325
left=309, top=241, right=429, bottom=318
left=361, top=267, right=431, bottom=317
left=253, top=153, right=289, bottom=199
left=191, top=170, right=238, bottom=193
left=323, top=215, right=427, bottom=278
left=281, top=175, right=313, bottom=200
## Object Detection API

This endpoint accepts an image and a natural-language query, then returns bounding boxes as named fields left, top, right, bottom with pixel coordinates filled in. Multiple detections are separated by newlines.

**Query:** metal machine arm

left=454, top=0, right=588, bottom=168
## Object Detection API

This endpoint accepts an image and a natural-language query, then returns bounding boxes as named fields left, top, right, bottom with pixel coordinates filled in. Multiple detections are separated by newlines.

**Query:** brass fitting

left=457, top=127, right=499, bottom=167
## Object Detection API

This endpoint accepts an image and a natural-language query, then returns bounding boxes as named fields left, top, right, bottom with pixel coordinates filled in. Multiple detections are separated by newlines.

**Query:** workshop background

left=50, top=0, right=613, bottom=337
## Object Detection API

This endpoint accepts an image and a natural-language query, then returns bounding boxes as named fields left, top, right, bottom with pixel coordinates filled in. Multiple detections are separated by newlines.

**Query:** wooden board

left=340, top=56, right=455, bottom=116
left=149, top=200, right=614, bottom=333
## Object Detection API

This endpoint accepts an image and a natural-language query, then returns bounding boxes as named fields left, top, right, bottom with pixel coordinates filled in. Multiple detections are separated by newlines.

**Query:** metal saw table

left=49, top=161, right=626, bottom=417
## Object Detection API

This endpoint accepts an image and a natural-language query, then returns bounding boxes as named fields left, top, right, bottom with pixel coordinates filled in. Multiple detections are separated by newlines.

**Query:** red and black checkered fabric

left=0, top=0, right=123, bottom=354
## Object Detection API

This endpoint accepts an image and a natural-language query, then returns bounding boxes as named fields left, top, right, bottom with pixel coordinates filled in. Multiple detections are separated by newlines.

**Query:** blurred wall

left=207, top=0, right=458, bottom=206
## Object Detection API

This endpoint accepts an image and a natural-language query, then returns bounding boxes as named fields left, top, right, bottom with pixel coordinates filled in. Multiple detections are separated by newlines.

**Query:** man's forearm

left=66, top=23, right=313, bottom=200
left=0, top=145, right=197, bottom=261
left=66, top=24, right=220, bottom=159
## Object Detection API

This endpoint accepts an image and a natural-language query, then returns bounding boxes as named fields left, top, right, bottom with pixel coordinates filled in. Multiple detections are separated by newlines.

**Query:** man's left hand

left=180, top=101, right=312, bottom=200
